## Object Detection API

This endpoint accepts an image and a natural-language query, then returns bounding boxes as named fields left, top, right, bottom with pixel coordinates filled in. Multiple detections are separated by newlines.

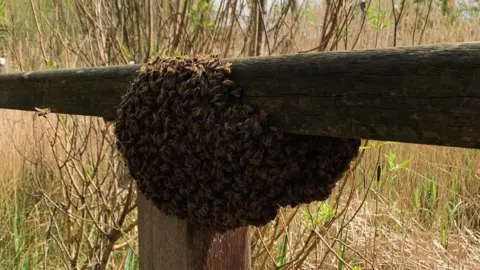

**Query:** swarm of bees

left=114, top=55, right=361, bottom=232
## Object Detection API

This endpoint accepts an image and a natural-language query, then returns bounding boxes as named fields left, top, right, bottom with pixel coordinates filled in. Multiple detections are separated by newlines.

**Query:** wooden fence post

left=138, top=191, right=251, bottom=270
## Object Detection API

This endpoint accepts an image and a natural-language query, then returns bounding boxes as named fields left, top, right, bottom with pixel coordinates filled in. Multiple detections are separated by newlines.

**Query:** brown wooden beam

left=1, top=42, right=480, bottom=149
left=0, top=42, right=479, bottom=149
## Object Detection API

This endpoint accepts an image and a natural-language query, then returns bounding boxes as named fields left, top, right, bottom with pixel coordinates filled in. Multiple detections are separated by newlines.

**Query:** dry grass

left=0, top=0, right=479, bottom=269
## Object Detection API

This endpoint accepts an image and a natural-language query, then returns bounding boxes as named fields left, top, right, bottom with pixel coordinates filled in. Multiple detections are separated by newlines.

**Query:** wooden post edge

left=138, top=190, right=251, bottom=270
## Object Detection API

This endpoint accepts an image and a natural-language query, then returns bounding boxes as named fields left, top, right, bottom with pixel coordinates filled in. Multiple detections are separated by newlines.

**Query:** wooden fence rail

left=1, top=42, right=480, bottom=149
left=0, top=42, right=479, bottom=269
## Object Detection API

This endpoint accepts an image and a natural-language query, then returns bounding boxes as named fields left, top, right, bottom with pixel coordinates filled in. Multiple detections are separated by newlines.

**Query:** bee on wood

left=34, top=107, right=50, bottom=118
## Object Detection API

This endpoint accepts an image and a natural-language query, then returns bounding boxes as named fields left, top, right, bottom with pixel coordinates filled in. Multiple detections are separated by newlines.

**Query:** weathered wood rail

left=0, top=42, right=479, bottom=269
left=1, top=42, right=480, bottom=149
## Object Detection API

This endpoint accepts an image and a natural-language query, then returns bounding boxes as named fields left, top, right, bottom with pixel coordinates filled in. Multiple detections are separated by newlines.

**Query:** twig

left=313, top=230, right=353, bottom=270
left=28, top=0, right=48, bottom=64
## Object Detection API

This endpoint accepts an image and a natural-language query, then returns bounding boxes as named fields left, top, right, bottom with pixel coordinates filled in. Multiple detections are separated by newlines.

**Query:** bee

left=225, top=123, right=236, bottom=134
left=193, top=86, right=202, bottom=97
left=212, top=71, right=224, bottom=80
left=262, top=135, right=272, bottom=148
left=207, top=60, right=219, bottom=70
left=257, top=169, right=268, bottom=180
left=215, top=146, right=226, bottom=157
left=183, top=88, right=193, bottom=98
left=253, top=126, right=263, bottom=137
left=224, top=106, right=234, bottom=118
left=160, top=164, right=169, bottom=173
left=248, top=148, right=260, bottom=160
left=210, top=93, right=224, bottom=103
left=230, top=88, right=242, bottom=98
left=224, top=162, right=234, bottom=172
left=235, top=121, right=244, bottom=130
left=267, top=167, right=281, bottom=177
left=222, top=131, right=235, bottom=141
left=34, top=107, right=50, bottom=118
left=243, top=118, right=253, bottom=129
left=232, top=192, right=242, bottom=204
left=289, top=160, right=301, bottom=172
left=259, top=109, right=268, bottom=123
left=302, top=170, right=313, bottom=180
left=179, top=70, right=192, bottom=82
left=244, top=105, right=254, bottom=114
left=209, top=85, right=222, bottom=95
left=191, top=123, right=200, bottom=135
left=213, top=181, right=223, bottom=192
left=248, top=158, right=262, bottom=166
left=222, top=79, right=235, bottom=89
left=224, top=62, right=232, bottom=74
left=163, top=189, right=170, bottom=200
left=242, top=131, right=251, bottom=143
left=197, top=204, right=209, bottom=217
left=139, top=65, right=148, bottom=74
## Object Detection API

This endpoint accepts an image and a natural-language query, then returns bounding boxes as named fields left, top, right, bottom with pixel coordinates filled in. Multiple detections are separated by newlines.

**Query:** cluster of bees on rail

left=114, top=55, right=361, bottom=232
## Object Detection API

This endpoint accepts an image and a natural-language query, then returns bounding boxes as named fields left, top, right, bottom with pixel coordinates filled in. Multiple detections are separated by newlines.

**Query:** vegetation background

left=0, top=0, right=478, bottom=269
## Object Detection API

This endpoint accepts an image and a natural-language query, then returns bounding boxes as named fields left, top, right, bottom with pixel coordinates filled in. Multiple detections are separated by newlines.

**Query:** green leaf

left=125, top=245, right=138, bottom=270
left=22, top=256, right=30, bottom=270
left=440, top=211, right=448, bottom=249
left=45, top=59, right=55, bottom=70
left=317, top=202, right=334, bottom=224
left=13, top=207, right=19, bottom=252
left=276, top=225, right=289, bottom=267
left=305, top=4, right=317, bottom=23
left=207, top=21, right=215, bottom=28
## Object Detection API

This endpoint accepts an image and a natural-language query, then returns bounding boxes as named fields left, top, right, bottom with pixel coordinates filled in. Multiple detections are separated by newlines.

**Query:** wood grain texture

left=0, top=64, right=139, bottom=120
left=0, top=42, right=479, bottom=149
left=138, top=191, right=251, bottom=270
